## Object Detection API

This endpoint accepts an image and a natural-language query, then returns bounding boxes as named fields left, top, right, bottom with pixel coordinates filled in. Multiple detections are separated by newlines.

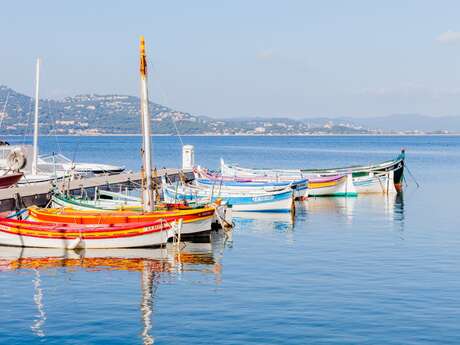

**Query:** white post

left=139, top=36, right=154, bottom=212
left=182, top=145, right=194, bottom=170
left=32, top=58, right=41, bottom=175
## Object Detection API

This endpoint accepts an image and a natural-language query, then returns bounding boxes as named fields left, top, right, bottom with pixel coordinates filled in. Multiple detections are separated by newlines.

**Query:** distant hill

left=341, top=114, right=460, bottom=132
left=1, top=85, right=458, bottom=135
left=0, top=85, right=213, bottom=135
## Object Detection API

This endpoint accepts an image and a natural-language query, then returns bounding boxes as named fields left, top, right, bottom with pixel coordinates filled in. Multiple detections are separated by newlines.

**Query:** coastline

left=3, top=133, right=460, bottom=137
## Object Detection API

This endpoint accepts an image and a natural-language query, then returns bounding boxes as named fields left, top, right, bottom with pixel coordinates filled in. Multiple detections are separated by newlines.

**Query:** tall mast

left=32, top=58, right=41, bottom=175
left=139, top=36, right=154, bottom=211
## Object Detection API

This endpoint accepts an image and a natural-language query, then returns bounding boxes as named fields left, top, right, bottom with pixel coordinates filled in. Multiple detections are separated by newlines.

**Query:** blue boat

left=163, top=184, right=294, bottom=213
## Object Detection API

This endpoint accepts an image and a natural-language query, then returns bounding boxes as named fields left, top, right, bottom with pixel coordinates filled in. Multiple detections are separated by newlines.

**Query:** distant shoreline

left=3, top=133, right=460, bottom=137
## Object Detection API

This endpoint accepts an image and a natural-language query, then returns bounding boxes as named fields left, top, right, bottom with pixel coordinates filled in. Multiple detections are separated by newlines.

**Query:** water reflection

left=301, top=193, right=405, bottom=229
left=175, top=230, right=227, bottom=285
left=301, top=197, right=356, bottom=222
left=393, top=193, right=405, bottom=233
left=31, top=270, right=46, bottom=337
left=0, top=235, right=225, bottom=344
left=140, top=266, right=155, bottom=345
left=233, top=212, right=295, bottom=244
left=0, top=247, right=173, bottom=272
left=234, top=212, right=294, bottom=231
left=394, top=193, right=405, bottom=221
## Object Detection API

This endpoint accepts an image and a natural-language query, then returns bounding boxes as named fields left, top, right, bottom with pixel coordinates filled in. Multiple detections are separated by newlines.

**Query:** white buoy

left=182, top=145, right=195, bottom=170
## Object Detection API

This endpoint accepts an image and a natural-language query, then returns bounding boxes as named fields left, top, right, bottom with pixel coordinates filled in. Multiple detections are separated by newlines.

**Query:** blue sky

left=2, top=0, right=460, bottom=118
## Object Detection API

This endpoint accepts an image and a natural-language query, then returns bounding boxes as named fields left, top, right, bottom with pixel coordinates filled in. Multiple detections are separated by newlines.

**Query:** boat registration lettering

left=144, top=224, right=169, bottom=232
left=252, top=195, right=275, bottom=202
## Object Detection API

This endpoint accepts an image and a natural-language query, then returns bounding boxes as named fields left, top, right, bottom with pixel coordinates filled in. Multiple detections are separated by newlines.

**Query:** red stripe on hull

left=0, top=173, right=23, bottom=189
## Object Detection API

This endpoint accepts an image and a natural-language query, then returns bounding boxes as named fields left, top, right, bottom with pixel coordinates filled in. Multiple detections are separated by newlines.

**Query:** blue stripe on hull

left=164, top=188, right=292, bottom=206
left=235, top=209, right=292, bottom=213
left=197, top=178, right=308, bottom=188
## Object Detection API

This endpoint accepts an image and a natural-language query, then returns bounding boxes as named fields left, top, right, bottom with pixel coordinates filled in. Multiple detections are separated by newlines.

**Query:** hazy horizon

left=4, top=84, right=460, bottom=121
left=2, top=1, right=460, bottom=118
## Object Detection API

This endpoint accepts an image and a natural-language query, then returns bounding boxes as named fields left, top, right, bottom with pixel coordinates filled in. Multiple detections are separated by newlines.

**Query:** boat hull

left=0, top=218, right=174, bottom=249
left=195, top=176, right=308, bottom=200
left=353, top=173, right=397, bottom=194
left=17, top=172, right=67, bottom=185
left=28, top=205, right=216, bottom=235
left=164, top=186, right=293, bottom=213
left=51, top=194, right=140, bottom=210
left=0, top=172, right=23, bottom=189
left=309, top=175, right=357, bottom=197
left=178, top=215, right=213, bottom=235
left=231, top=195, right=293, bottom=212
left=219, top=151, right=405, bottom=193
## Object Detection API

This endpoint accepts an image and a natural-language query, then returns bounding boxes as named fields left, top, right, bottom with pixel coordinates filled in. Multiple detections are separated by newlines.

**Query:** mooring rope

left=404, top=163, right=420, bottom=188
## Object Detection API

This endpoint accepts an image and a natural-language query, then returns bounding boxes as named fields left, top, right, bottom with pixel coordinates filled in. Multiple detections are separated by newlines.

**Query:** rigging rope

left=22, top=97, right=34, bottom=146
left=47, top=99, right=62, bottom=155
left=0, top=91, right=10, bottom=129
left=151, top=65, right=184, bottom=146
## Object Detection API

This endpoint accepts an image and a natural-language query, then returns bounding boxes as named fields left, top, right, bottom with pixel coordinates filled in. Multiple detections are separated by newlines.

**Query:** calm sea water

left=1, top=135, right=459, bottom=344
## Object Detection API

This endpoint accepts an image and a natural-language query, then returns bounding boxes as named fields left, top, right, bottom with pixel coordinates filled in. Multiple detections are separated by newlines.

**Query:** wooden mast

left=139, top=36, right=154, bottom=212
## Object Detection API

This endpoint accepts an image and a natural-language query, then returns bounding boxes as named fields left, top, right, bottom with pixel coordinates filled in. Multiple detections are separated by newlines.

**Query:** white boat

left=220, top=158, right=301, bottom=179
left=353, top=172, right=396, bottom=194
left=308, top=174, right=357, bottom=197
left=17, top=171, right=68, bottom=185
left=38, top=153, right=125, bottom=175
left=197, top=167, right=353, bottom=197
left=0, top=61, right=71, bottom=185
left=0, top=59, right=124, bottom=183
left=50, top=190, right=141, bottom=210
left=220, top=152, right=405, bottom=193
left=163, top=183, right=294, bottom=213
left=0, top=144, right=69, bottom=184
left=194, top=177, right=308, bottom=200
left=0, top=217, right=177, bottom=249
left=49, top=190, right=230, bottom=233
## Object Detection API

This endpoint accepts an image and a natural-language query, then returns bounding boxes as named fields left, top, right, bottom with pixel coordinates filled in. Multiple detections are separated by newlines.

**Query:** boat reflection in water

left=31, top=269, right=46, bottom=337
left=0, top=234, right=226, bottom=344
left=234, top=212, right=294, bottom=227
left=301, top=197, right=356, bottom=216
left=175, top=229, right=228, bottom=285
left=233, top=212, right=295, bottom=243
left=299, top=193, right=404, bottom=229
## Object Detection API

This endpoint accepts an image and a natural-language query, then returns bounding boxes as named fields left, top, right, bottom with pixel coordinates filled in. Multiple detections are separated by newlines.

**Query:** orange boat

left=27, top=206, right=216, bottom=235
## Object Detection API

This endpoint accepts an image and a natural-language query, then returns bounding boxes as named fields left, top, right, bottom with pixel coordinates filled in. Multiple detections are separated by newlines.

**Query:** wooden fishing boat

left=352, top=172, right=396, bottom=194
left=300, top=150, right=405, bottom=192
left=219, top=150, right=405, bottom=193
left=27, top=205, right=216, bottom=236
left=308, top=175, right=357, bottom=197
left=51, top=192, right=148, bottom=211
left=0, top=172, right=23, bottom=189
left=38, top=153, right=125, bottom=176
left=0, top=216, right=176, bottom=249
left=196, top=168, right=354, bottom=197
left=0, top=37, right=206, bottom=249
left=194, top=178, right=308, bottom=200
left=51, top=190, right=205, bottom=211
left=49, top=191, right=231, bottom=232
left=163, top=183, right=294, bottom=212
